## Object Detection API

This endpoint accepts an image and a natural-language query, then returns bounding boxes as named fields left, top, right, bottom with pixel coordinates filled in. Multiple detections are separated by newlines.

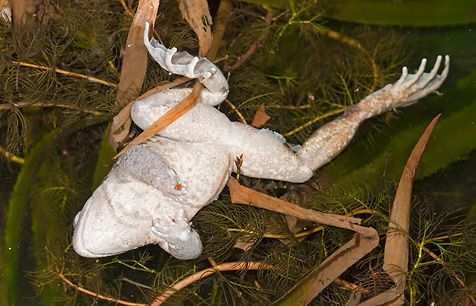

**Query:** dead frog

left=72, top=22, right=449, bottom=260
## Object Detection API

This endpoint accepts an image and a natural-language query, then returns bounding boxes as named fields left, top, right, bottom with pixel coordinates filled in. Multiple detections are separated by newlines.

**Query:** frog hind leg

left=297, top=55, right=449, bottom=171
left=228, top=56, right=449, bottom=182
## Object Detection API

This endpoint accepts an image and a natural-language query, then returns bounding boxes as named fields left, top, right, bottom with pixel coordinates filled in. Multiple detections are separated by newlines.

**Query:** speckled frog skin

left=72, top=22, right=450, bottom=260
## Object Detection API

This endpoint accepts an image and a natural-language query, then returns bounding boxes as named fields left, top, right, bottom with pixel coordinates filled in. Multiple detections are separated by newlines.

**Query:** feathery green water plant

left=1, top=0, right=475, bottom=304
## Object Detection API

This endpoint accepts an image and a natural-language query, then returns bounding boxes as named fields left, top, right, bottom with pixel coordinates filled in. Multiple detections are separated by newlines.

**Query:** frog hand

left=150, top=209, right=203, bottom=260
left=143, top=22, right=216, bottom=80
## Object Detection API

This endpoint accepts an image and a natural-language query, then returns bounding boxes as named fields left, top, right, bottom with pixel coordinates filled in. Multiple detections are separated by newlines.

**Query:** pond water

left=1, top=1, right=475, bottom=305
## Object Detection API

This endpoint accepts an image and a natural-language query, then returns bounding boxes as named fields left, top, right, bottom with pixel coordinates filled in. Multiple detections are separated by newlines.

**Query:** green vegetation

left=0, top=0, right=475, bottom=304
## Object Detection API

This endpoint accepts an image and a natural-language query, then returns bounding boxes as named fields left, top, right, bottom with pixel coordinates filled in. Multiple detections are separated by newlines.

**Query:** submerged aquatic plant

left=1, top=0, right=475, bottom=305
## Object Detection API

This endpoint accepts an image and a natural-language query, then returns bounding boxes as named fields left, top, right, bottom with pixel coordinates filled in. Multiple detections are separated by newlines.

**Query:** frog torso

left=72, top=22, right=449, bottom=259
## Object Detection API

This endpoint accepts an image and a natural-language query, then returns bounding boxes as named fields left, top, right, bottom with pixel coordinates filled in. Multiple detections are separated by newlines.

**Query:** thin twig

left=12, top=61, right=117, bottom=87
left=114, top=82, right=202, bottom=158
left=150, top=262, right=273, bottom=306
left=228, top=208, right=376, bottom=239
left=121, top=277, right=153, bottom=290
left=207, top=257, right=218, bottom=268
left=58, top=273, right=146, bottom=306
left=224, top=39, right=262, bottom=73
left=224, top=10, right=276, bottom=73
left=425, top=232, right=463, bottom=244
left=314, top=26, right=380, bottom=92
left=283, top=108, right=346, bottom=137
left=334, top=278, right=369, bottom=294
left=268, top=104, right=311, bottom=110
left=420, top=245, right=476, bottom=305
left=119, top=0, right=135, bottom=18
left=0, top=101, right=104, bottom=116
left=224, top=99, right=247, bottom=124
left=0, top=146, right=24, bottom=164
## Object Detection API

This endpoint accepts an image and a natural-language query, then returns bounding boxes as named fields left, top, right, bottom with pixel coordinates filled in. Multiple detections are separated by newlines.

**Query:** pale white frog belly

left=73, top=138, right=233, bottom=257
left=144, top=137, right=234, bottom=218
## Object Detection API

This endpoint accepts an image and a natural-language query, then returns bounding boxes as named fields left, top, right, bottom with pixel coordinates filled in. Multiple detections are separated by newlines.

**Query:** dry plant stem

left=225, top=99, right=247, bottom=124
left=0, top=101, right=104, bottom=116
left=315, top=27, right=380, bottom=92
left=119, top=0, right=134, bottom=18
left=357, top=115, right=441, bottom=306
left=335, top=278, right=369, bottom=294
left=115, top=0, right=160, bottom=107
left=206, top=0, right=233, bottom=59
left=425, top=232, right=463, bottom=243
left=269, top=104, right=311, bottom=110
left=284, top=108, right=346, bottom=137
left=58, top=273, right=146, bottom=306
left=114, top=82, right=202, bottom=158
left=110, top=76, right=191, bottom=147
left=420, top=245, right=476, bottom=305
left=207, top=257, right=218, bottom=267
left=224, top=11, right=274, bottom=73
left=228, top=208, right=376, bottom=239
left=228, top=177, right=366, bottom=234
left=150, top=262, right=273, bottom=306
left=228, top=178, right=379, bottom=305
left=12, top=61, right=117, bottom=87
left=225, top=39, right=262, bottom=72
left=0, top=145, right=24, bottom=164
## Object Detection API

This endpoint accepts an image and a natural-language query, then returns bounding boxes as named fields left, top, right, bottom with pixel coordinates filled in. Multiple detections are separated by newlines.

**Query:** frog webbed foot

left=358, top=55, right=449, bottom=116
left=388, top=55, right=450, bottom=108
left=150, top=209, right=203, bottom=260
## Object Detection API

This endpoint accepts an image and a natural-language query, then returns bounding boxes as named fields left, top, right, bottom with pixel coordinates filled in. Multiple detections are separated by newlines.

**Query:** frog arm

left=143, top=22, right=229, bottom=106
left=149, top=208, right=203, bottom=260
left=114, top=144, right=185, bottom=197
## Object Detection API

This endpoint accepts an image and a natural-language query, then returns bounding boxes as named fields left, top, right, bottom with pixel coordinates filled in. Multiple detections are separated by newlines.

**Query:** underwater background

left=1, top=0, right=476, bottom=305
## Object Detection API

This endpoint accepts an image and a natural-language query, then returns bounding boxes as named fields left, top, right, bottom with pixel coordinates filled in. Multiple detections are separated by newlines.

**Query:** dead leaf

left=355, top=114, right=441, bottom=306
left=227, top=178, right=379, bottom=305
left=178, top=0, right=213, bottom=56
left=114, top=82, right=202, bottom=158
left=251, top=104, right=271, bottom=128
left=280, top=191, right=314, bottom=238
left=228, top=178, right=364, bottom=232
left=109, top=0, right=161, bottom=149
left=11, top=0, right=38, bottom=27
left=110, top=76, right=191, bottom=149
left=384, top=114, right=441, bottom=281
left=233, top=234, right=258, bottom=251
left=206, top=0, right=233, bottom=59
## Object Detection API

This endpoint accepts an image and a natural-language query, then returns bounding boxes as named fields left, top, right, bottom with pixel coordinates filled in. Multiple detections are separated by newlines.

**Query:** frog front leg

left=143, top=22, right=229, bottom=106
left=149, top=208, right=203, bottom=260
